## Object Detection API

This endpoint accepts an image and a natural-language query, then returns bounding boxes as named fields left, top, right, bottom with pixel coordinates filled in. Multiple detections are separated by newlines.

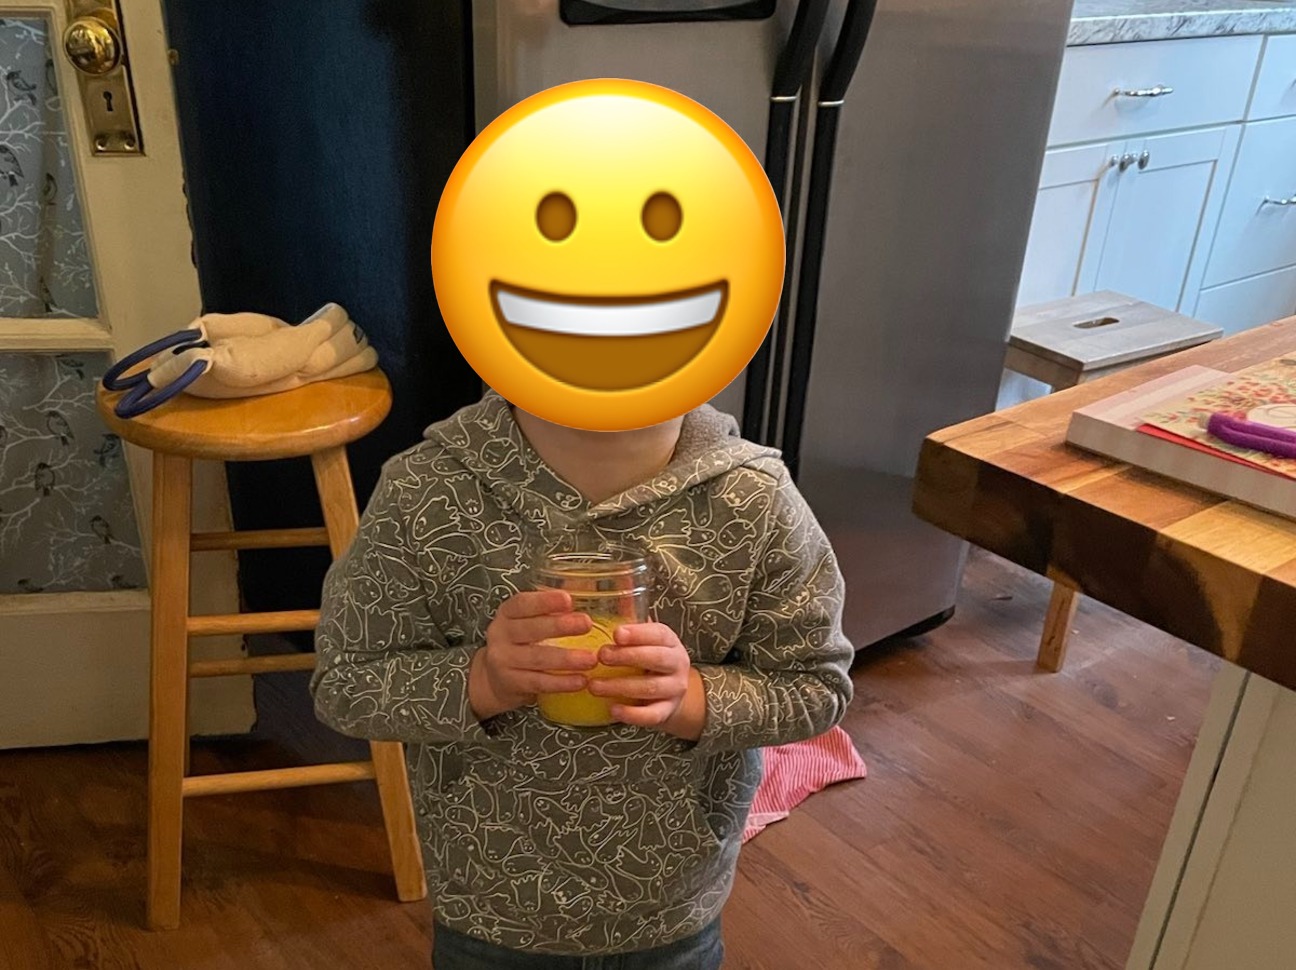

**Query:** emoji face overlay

left=431, top=78, right=785, bottom=431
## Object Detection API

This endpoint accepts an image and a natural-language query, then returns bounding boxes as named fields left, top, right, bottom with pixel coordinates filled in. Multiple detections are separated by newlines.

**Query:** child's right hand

left=468, top=590, right=598, bottom=721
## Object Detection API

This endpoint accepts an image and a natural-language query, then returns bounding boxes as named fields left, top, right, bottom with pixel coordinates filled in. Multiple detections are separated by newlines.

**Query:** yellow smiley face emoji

left=431, top=78, right=785, bottom=431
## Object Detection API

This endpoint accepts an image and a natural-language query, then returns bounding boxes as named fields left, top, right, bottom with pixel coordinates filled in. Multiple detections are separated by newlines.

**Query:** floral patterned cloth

left=311, top=391, right=854, bottom=956
left=1143, top=356, right=1296, bottom=479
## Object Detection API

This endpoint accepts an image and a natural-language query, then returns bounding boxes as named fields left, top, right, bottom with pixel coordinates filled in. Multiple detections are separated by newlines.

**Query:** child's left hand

left=590, top=623, right=697, bottom=730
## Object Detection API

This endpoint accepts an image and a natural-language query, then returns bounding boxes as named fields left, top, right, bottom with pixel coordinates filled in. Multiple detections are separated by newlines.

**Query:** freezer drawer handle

left=1114, top=84, right=1174, bottom=98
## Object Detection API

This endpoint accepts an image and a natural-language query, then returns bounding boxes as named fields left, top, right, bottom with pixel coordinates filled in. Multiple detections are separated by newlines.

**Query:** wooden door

left=0, top=0, right=252, bottom=747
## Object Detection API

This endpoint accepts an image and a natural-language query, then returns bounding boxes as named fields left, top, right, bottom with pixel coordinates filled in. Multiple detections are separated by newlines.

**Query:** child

left=311, top=390, right=854, bottom=968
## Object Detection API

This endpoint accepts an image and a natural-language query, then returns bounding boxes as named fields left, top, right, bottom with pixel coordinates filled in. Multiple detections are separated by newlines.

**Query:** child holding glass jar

left=312, top=391, right=854, bottom=969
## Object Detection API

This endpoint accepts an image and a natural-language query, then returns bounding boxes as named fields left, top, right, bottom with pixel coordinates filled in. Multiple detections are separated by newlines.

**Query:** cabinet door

left=1203, top=118, right=1296, bottom=287
left=1193, top=265, right=1296, bottom=336
left=1016, top=143, right=1120, bottom=307
left=1093, top=126, right=1241, bottom=312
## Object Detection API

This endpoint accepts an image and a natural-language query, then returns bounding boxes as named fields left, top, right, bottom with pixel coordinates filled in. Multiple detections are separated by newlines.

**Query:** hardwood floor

left=0, top=550, right=1219, bottom=969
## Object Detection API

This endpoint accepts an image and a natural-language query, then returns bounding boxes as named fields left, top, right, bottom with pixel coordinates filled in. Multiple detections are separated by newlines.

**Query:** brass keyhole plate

left=62, top=0, right=142, bottom=155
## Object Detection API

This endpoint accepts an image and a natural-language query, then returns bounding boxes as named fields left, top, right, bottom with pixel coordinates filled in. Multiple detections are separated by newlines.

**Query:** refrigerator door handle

left=743, top=0, right=832, bottom=445
left=817, top=0, right=878, bottom=106
left=778, top=0, right=880, bottom=478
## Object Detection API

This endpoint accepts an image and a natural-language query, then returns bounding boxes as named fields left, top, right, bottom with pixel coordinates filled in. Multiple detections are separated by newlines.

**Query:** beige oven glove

left=146, top=302, right=378, bottom=399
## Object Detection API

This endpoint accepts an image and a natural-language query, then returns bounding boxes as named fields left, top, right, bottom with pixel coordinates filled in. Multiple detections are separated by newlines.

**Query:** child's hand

left=469, top=590, right=598, bottom=720
left=591, top=623, right=699, bottom=732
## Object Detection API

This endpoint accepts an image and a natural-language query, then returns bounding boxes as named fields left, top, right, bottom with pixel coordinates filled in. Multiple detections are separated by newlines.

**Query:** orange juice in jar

left=533, top=549, right=651, bottom=727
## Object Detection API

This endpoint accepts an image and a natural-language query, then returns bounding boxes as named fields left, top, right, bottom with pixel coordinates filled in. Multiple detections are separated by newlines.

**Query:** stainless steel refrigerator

left=471, top=0, right=1074, bottom=648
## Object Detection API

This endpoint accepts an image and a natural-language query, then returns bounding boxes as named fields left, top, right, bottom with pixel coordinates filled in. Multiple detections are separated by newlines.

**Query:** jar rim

left=533, top=547, right=652, bottom=595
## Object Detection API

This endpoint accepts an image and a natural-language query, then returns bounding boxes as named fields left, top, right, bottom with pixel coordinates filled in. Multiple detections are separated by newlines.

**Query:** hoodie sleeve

left=310, top=463, right=494, bottom=746
left=693, top=469, right=854, bottom=754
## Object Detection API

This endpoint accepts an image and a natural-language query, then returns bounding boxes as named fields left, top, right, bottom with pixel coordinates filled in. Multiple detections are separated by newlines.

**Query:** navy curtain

left=162, top=0, right=481, bottom=623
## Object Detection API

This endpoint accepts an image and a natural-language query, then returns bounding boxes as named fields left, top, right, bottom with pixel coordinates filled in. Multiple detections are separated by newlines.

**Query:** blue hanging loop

left=101, top=327, right=204, bottom=391
left=113, top=358, right=211, bottom=419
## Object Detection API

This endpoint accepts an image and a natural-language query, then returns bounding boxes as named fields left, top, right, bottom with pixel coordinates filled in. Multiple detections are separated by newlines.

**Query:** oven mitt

left=103, top=303, right=379, bottom=417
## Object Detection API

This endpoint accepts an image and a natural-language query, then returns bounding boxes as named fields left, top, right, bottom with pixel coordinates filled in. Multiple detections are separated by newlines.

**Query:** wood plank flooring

left=0, top=550, right=1219, bottom=968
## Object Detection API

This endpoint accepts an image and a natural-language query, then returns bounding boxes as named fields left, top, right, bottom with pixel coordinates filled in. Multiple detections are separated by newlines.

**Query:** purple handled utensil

left=1207, top=412, right=1296, bottom=459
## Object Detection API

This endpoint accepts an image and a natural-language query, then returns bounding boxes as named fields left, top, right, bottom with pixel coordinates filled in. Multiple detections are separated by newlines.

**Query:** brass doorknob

left=63, top=12, right=122, bottom=76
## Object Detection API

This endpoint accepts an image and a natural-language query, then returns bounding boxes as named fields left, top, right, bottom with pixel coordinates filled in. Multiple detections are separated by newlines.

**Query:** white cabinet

left=1129, top=668, right=1296, bottom=970
left=1201, top=117, right=1296, bottom=286
left=1017, top=128, right=1237, bottom=313
left=1093, top=127, right=1240, bottom=312
left=1016, top=32, right=1296, bottom=347
left=1193, top=265, right=1296, bottom=336
left=1247, top=34, right=1296, bottom=121
left=1048, top=36, right=1260, bottom=147
left=1016, top=143, right=1120, bottom=306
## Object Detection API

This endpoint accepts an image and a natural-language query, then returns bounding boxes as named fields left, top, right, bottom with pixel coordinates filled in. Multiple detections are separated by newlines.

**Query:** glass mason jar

left=532, top=548, right=651, bottom=727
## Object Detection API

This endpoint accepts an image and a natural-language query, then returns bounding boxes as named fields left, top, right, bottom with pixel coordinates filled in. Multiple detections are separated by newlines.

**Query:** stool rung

left=187, top=609, right=321, bottom=637
left=190, top=527, right=330, bottom=552
left=189, top=653, right=318, bottom=678
left=182, top=761, right=376, bottom=798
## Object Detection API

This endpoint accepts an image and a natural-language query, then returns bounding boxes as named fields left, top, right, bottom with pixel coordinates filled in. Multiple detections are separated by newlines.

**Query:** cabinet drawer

left=1194, top=266, right=1296, bottom=336
left=1203, top=117, right=1296, bottom=287
left=1048, top=36, right=1262, bottom=147
left=1249, top=35, right=1296, bottom=121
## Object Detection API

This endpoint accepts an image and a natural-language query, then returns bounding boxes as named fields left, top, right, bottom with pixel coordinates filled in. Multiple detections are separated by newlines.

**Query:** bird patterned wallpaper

left=0, top=353, right=146, bottom=594
left=0, top=22, right=139, bottom=594
left=0, top=17, right=97, bottom=318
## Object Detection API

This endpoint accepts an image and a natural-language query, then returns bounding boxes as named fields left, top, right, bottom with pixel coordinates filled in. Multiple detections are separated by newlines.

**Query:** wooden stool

left=1005, top=292, right=1223, bottom=672
left=97, top=370, right=426, bottom=929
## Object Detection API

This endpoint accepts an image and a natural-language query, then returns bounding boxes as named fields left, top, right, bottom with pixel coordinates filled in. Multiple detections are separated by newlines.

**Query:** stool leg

left=311, top=446, right=428, bottom=903
left=147, top=453, right=193, bottom=929
left=1037, top=583, right=1079, bottom=672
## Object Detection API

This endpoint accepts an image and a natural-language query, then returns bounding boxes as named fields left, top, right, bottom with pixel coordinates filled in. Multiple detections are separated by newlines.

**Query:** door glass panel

left=0, top=352, right=144, bottom=594
left=0, top=17, right=97, bottom=318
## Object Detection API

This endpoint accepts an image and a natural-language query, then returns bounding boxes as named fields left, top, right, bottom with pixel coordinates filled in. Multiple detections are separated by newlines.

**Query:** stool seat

left=1007, top=291, right=1222, bottom=390
left=96, top=370, right=391, bottom=461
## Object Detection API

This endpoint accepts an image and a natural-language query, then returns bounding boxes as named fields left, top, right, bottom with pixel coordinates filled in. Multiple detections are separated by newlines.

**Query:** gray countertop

left=1070, top=0, right=1296, bottom=44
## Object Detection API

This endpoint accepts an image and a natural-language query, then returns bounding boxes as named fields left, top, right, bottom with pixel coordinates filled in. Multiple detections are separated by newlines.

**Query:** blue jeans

left=432, top=920, right=724, bottom=970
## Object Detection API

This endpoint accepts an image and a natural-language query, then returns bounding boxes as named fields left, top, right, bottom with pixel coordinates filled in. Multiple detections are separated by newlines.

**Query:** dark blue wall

left=162, top=1, right=481, bottom=618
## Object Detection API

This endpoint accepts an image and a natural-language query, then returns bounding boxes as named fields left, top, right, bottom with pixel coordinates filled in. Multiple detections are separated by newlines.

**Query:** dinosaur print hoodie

left=311, top=391, right=853, bottom=955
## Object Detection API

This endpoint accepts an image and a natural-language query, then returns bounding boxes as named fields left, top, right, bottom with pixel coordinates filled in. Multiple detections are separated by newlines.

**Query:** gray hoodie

left=311, top=391, right=853, bottom=956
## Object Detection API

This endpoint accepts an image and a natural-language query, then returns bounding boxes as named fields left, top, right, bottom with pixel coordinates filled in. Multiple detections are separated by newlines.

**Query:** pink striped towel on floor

left=742, top=726, right=867, bottom=842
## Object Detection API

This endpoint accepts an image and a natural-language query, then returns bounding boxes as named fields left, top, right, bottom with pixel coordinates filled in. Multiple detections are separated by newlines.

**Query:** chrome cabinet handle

left=1115, top=84, right=1174, bottom=98
left=1111, top=152, right=1136, bottom=172
left=1138, top=150, right=1151, bottom=170
left=1263, top=195, right=1296, bottom=206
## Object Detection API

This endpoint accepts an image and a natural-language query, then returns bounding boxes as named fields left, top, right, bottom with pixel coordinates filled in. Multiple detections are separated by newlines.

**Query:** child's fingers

left=610, top=701, right=675, bottom=727
left=518, top=672, right=588, bottom=695
left=497, top=589, right=572, bottom=619
left=589, top=674, right=679, bottom=701
left=519, top=643, right=600, bottom=672
left=613, top=623, right=680, bottom=647
left=597, top=644, right=683, bottom=673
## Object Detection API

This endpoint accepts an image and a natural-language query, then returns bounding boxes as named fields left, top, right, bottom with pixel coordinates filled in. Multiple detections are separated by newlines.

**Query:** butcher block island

left=914, top=320, right=1296, bottom=970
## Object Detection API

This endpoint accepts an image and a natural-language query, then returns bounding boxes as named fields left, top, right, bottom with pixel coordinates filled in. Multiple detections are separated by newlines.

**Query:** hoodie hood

left=421, top=390, right=782, bottom=528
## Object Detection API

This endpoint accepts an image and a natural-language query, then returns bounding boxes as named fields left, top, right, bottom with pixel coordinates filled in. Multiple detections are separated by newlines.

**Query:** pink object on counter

left=742, top=726, right=867, bottom=843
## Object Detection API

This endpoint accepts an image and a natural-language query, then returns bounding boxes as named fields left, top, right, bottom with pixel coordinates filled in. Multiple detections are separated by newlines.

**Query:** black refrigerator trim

left=779, top=0, right=879, bottom=480
left=560, top=0, right=776, bottom=26
left=742, top=0, right=829, bottom=447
